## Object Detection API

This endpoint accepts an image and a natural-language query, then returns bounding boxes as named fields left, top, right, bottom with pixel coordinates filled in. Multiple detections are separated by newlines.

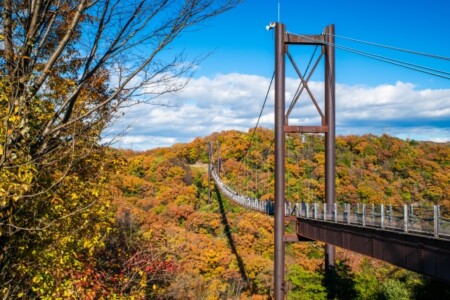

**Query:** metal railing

left=289, top=202, right=449, bottom=239
left=211, top=167, right=450, bottom=240
left=212, top=167, right=274, bottom=214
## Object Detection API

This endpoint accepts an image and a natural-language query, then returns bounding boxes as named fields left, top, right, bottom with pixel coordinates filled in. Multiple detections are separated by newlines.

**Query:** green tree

left=378, top=279, right=410, bottom=300
left=287, top=264, right=327, bottom=300
left=354, top=267, right=379, bottom=299
left=322, top=261, right=357, bottom=300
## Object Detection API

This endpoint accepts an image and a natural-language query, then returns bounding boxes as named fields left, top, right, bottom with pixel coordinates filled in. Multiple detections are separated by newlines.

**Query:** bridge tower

left=273, top=22, right=336, bottom=299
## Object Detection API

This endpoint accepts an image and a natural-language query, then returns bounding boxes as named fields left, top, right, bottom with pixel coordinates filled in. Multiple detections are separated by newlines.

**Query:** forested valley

left=2, top=125, right=450, bottom=298
left=106, top=129, right=450, bottom=299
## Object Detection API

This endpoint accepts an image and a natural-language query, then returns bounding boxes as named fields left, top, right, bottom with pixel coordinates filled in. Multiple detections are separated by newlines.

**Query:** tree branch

left=32, top=0, right=89, bottom=96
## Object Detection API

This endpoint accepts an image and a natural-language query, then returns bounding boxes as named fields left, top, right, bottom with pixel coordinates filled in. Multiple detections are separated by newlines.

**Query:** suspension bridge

left=207, top=22, right=449, bottom=299
left=211, top=166, right=450, bottom=283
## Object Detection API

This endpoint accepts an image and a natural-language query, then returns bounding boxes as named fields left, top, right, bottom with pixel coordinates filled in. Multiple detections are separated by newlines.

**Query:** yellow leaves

left=32, top=275, right=42, bottom=284
left=8, top=114, right=19, bottom=123
left=313, top=152, right=325, bottom=164
left=83, top=239, right=94, bottom=252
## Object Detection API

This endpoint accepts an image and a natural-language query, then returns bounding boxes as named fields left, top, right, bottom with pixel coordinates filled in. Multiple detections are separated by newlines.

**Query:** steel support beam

left=284, top=125, right=328, bottom=133
left=286, top=33, right=324, bottom=45
left=274, top=22, right=286, bottom=300
left=324, top=24, right=336, bottom=270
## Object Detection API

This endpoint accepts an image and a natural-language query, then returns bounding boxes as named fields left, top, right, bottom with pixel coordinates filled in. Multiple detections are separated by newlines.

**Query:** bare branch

left=32, top=0, right=89, bottom=95
left=32, top=1, right=61, bottom=64
left=2, top=0, right=15, bottom=74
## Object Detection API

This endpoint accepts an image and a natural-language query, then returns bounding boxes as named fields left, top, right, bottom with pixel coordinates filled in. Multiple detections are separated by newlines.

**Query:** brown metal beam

left=286, top=33, right=324, bottom=45
left=284, top=125, right=328, bottom=133
left=284, top=234, right=300, bottom=242
left=324, top=24, right=336, bottom=270
left=274, top=22, right=286, bottom=300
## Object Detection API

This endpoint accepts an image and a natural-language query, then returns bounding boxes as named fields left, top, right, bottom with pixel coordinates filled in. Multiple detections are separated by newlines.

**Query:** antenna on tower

left=278, top=0, right=280, bottom=22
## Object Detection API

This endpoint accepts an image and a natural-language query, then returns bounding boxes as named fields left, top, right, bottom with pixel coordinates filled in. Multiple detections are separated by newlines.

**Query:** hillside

left=109, top=129, right=449, bottom=299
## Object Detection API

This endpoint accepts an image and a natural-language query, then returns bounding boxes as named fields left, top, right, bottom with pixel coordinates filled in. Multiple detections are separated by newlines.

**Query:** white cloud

left=103, top=73, right=450, bottom=150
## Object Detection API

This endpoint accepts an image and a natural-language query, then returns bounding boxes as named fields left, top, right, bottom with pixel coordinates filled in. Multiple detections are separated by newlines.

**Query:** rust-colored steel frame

left=274, top=23, right=336, bottom=299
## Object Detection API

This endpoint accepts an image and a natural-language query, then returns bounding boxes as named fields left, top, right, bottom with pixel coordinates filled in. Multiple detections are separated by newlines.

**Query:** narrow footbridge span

left=211, top=167, right=450, bottom=283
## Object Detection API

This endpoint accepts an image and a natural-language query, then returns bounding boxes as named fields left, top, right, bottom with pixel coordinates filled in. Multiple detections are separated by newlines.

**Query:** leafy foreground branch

left=0, top=0, right=240, bottom=298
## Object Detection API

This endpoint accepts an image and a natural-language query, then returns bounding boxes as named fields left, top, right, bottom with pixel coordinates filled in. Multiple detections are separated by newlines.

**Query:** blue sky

left=104, top=0, right=450, bottom=150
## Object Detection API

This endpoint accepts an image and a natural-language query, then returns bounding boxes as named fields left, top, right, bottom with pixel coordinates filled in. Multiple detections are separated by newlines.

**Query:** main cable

left=232, top=71, right=275, bottom=188
left=214, top=71, right=275, bottom=214
left=298, top=35, right=450, bottom=80
left=337, top=43, right=450, bottom=76
left=336, top=44, right=450, bottom=80
left=326, top=33, right=450, bottom=62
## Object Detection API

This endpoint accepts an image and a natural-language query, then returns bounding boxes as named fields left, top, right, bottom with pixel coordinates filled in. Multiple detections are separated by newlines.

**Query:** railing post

left=334, top=203, right=337, bottom=222
left=409, top=204, right=414, bottom=228
left=356, top=203, right=360, bottom=223
left=306, top=203, right=310, bottom=218
left=403, top=204, right=408, bottom=232
left=434, top=205, right=440, bottom=238
left=324, top=203, right=327, bottom=221
left=371, top=204, right=375, bottom=225
left=362, top=204, right=366, bottom=226
left=314, top=203, right=318, bottom=219
left=380, top=204, right=385, bottom=229
left=388, top=204, right=392, bottom=224
left=346, top=203, right=351, bottom=224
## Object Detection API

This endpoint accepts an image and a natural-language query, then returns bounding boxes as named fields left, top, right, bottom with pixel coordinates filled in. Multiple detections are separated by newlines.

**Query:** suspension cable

left=325, top=33, right=450, bottom=62
left=299, top=35, right=450, bottom=80
left=337, top=44, right=450, bottom=80
left=232, top=71, right=275, bottom=186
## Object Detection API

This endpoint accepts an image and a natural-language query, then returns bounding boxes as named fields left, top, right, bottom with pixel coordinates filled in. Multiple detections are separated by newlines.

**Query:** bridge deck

left=295, top=217, right=450, bottom=283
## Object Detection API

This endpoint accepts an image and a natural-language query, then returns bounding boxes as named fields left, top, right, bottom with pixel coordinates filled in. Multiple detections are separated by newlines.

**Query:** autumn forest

left=104, top=129, right=450, bottom=299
